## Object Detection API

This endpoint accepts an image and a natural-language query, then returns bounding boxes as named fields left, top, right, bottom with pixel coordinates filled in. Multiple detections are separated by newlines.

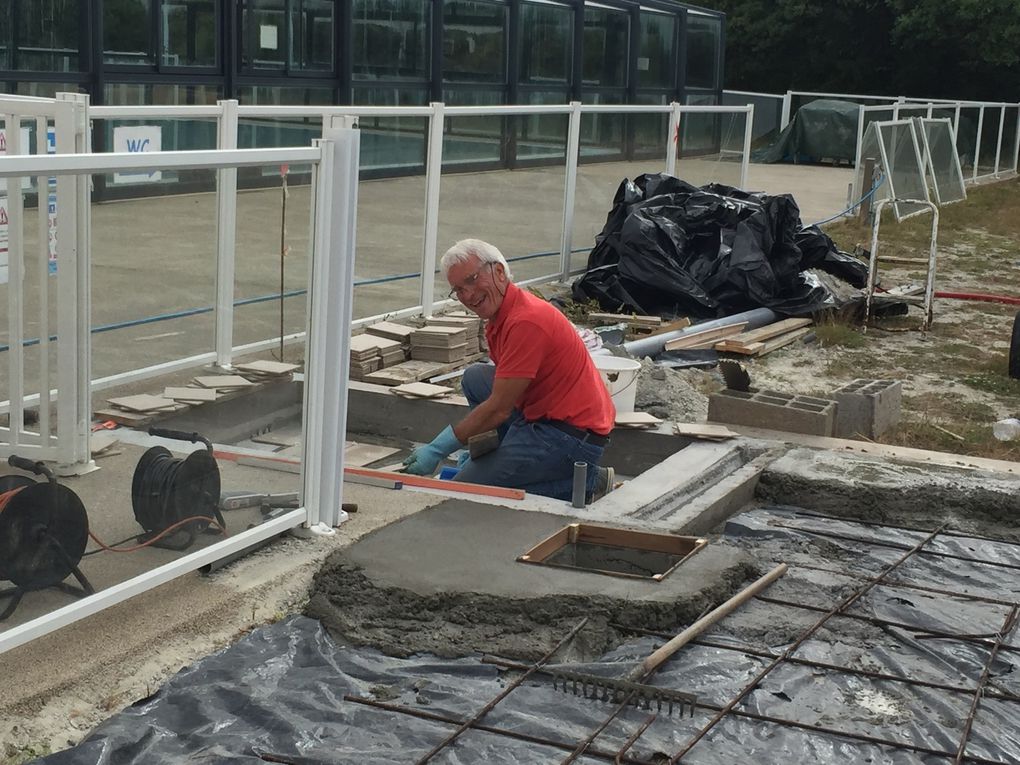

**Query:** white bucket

left=593, top=355, right=642, bottom=413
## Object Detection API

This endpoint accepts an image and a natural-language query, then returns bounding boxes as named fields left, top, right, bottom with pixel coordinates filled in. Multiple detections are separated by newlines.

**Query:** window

left=13, top=0, right=80, bottom=71
left=638, top=11, right=675, bottom=89
left=105, top=0, right=154, bottom=65
left=582, top=7, right=627, bottom=88
left=442, top=0, right=506, bottom=84
left=242, top=0, right=333, bottom=72
left=685, top=13, right=721, bottom=90
left=519, top=2, right=571, bottom=85
left=353, top=0, right=429, bottom=81
left=161, top=0, right=217, bottom=68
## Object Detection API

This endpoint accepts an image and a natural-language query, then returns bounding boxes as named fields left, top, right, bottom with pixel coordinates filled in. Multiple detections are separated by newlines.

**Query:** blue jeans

left=453, top=363, right=605, bottom=501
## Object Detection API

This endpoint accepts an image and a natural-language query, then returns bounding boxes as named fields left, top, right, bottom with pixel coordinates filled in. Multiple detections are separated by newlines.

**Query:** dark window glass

left=0, top=5, right=10, bottom=69
left=353, top=0, right=429, bottom=80
left=685, top=13, right=721, bottom=90
left=519, top=2, right=570, bottom=85
left=13, top=0, right=79, bottom=71
left=582, top=8, right=627, bottom=88
left=242, top=0, right=333, bottom=72
left=162, top=0, right=217, bottom=68
left=638, top=11, right=674, bottom=89
left=442, top=0, right=506, bottom=84
left=292, top=0, right=333, bottom=70
left=105, top=0, right=154, bottom=65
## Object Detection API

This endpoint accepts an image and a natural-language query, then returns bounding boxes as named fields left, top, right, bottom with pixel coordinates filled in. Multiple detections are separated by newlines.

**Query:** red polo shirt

left=486, top=283, right=615, bottom=435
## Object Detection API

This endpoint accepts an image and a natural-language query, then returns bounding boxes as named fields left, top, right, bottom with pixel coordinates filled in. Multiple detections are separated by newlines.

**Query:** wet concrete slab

left=306, top=499, right=758, bottom=661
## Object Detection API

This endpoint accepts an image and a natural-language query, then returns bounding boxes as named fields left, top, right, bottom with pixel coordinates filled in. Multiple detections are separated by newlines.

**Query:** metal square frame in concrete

left=918, top=117, right=967, bottom=206
left=0, top=111, right=360, bottom=655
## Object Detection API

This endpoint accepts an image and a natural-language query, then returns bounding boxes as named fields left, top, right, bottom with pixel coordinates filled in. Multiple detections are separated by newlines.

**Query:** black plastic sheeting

left=40, top=507, right=1020, bottom=765
left=571, top=174, right=868, bottom=320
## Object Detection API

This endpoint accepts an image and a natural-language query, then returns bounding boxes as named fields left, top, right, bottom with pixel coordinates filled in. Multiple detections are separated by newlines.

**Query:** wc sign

left=112, top=126, right=162, bottom=184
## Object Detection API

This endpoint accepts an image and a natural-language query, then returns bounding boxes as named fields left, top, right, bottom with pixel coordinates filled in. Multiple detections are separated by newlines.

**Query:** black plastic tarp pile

left=571, top=173, right=867, bottom=319
left=39, top=507, right=1020, bottom=765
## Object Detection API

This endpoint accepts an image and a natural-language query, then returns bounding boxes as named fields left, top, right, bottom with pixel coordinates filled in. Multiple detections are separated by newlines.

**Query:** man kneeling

left=402, top=239, right=615, bottom=501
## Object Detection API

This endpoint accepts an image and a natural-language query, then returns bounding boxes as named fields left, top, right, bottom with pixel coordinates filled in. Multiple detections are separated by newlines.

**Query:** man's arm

left=453, top=376, right=530, bottom=442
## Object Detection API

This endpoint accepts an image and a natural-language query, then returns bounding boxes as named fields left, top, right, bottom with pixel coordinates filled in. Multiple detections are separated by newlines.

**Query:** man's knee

left=461, top=363, right=495, bottom=405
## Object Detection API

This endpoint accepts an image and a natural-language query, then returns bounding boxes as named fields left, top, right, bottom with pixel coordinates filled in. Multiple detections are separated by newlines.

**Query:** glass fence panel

left=231, top=164, right=313, bottom=347
left=516, top=91, right=569, bottom=163
left=977, top=106, right=1002, bottom=177
left=353, top=85, right=429, bottom=173
left=353, top=171, right=426, bottom=320
left=89, top=172, right=219, bottom=379
left=676, top=110, right=746, bottom=188
left=1001, top=107, right=1019, bottom=174
left=956, top=106, right=981, bottom=178
left=723, top=92, right=782, bottom=147
left=442, top=90, right=504, bottom=166
left=632, top=93, right=669, bottom=156
left=579, top=92, right=625, bottom=160
left=434, top=148, right=568, bottom=305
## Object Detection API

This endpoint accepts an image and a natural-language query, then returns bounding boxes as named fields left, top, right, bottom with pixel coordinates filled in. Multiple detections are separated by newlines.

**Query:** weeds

left=813, top=319, right=866, bottom=348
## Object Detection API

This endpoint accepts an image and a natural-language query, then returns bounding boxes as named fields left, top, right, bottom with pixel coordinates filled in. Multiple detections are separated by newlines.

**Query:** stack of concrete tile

left=426, top=315, right=481, bottom=355
left=375, top=336, right=407, bottom=368
left=349, top=334, right=384, bottom=379
left=410, top=326, right=467, bottom=363
left=366, top=321, right=414, bottom=360
left=448, top=311, right=487, bottom=352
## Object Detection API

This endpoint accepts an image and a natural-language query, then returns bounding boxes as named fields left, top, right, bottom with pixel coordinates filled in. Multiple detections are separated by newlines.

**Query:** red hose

left=934, top=291, right=1020, bottom=306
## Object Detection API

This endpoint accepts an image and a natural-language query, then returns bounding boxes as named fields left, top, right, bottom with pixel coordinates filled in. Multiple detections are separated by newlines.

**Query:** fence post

left=1014, top=105, right=1020, bottom=174
left=420, top=102, right=444, bottom=317
left=973, top=105, right=985, bottom=182
left=54, top=93, right=93, bottom=475
left=740, top=104, right=754, bottom=189
left=780, top=91, right=792, bottom=129
left=665, top=101, right=680, bottom=175
left=5, top=112, right=24, bottom=448
left=301, top=124, right=360, bottom=530
left=854, top=105, right=866, bottom=175
left=559, top=101, right=582, bottom=282
left=994, top=105, right=1006, bottom=178
left=214, top=99, right=238, bottom=369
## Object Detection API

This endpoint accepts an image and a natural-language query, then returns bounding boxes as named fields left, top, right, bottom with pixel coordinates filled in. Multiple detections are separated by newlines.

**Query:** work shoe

left=590, top=466, right=615, bottom=502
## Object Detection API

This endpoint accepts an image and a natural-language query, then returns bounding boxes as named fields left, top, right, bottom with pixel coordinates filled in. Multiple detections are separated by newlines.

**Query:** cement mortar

left=305, top=499, right=758, bottom=661
left=757, top=448, right=1020, bottom=539
left=633, top=358, right=712, bottom=422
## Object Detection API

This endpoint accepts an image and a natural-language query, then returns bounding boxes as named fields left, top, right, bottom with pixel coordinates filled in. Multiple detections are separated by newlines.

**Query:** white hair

left=440, top=238, right=513, bottom=281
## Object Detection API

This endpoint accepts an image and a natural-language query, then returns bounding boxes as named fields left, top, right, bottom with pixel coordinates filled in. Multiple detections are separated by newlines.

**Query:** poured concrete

left=305, top=499, right=757, bottom=660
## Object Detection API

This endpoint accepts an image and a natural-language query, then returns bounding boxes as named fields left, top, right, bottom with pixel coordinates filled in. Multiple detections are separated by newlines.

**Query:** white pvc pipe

left=214, top=100, right=238, bottom=368
left=0, top=147, right=321, bottom=176
left=559, top=101, right=582, bottom=282
left=420, top=103, right=444, bottom=317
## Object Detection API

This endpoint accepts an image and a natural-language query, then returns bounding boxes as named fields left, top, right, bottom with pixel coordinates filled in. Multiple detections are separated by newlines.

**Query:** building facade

left=0, top=1, right=724, bottom=185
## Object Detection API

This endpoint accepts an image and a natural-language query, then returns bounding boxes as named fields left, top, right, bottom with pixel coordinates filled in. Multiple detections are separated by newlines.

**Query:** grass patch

left=962, top=354, right=1020, bottom=396
left=813, top=319, right=866, bottom=348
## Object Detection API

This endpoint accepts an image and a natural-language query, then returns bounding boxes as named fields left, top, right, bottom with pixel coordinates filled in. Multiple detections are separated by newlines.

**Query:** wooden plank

left=721, top=317, right=813, bottom=346
left=664, top=322, right=747, bottom=351
left=753, top=326, right=813, bottom=356
left=714, top=340, right=766, bottom=355
left=590, top=312, right=662, bottom=327
left=632, top=317, right=692, bottom=339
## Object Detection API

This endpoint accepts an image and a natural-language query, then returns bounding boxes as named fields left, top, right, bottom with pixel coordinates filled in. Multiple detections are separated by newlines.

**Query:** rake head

left=551, top=668, right=697, bottom=717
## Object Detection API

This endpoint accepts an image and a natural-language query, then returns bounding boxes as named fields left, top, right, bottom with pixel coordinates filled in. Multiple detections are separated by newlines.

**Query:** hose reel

left=131, top=428, right=225, bottom=550
left=0, top=455, right=94, bottom=621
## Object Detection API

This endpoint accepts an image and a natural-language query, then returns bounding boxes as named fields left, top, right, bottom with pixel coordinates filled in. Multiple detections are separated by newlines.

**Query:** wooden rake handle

left=628, top=562, right=789, bottom=682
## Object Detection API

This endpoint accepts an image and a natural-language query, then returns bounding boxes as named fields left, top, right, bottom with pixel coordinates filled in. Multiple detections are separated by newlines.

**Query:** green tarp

left=756, top=98, right=861, bottom=164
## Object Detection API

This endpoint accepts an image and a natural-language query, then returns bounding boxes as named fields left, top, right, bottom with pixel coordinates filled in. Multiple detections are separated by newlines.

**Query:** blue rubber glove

left=402, top=426, right=463, bottom=476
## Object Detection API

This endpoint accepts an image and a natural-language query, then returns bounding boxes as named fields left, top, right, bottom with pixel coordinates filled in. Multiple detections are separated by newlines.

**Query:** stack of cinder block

left=349, top=334, right=383, bottom=380
left=426, top=315, right=481, bottom=355
left=410, top=326, right=467, bottom=363
left=366, top=321, right=414, bottom=360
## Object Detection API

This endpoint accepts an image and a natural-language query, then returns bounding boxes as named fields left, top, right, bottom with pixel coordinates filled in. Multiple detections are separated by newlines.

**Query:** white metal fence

left=0, top=98, right=361, bottom=653
left=80, top=100, right=752, bottom=386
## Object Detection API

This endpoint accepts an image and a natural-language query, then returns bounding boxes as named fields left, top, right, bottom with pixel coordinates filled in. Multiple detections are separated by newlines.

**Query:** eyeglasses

left=447, top=262, right=494, bottom=301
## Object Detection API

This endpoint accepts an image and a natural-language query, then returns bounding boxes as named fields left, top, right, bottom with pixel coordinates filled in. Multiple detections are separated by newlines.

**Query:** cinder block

left=831, top=378, right=902, bottom=439
left=707, top=389, right=837, bottom=436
